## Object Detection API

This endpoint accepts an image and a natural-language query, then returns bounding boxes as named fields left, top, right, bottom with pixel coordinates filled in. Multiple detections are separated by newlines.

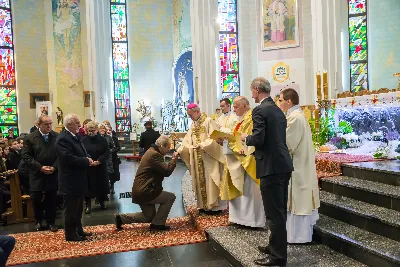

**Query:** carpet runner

left=6, top=216, right=206, bottom=266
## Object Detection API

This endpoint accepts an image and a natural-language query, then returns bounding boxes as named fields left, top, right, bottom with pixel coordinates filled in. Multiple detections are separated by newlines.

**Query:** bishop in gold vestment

left=220, top=96, right=265, bottom=227
left=178, top=104, right=227, bottom=211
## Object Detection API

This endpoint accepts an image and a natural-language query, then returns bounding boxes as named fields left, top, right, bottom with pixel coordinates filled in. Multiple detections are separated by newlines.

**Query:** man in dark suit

left=242, top=77, right=293, bottom=266
left=30, top=119, right=39, bottom=134
left=22, top=115, right=59, bottom=232
left=56, top=114, right=93, bottom=241
left=139, top=121, right=160, bottom=155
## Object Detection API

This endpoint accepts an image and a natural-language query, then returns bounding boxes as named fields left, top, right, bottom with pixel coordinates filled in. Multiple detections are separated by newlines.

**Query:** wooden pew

left=1, top=170, right=34, bottom=224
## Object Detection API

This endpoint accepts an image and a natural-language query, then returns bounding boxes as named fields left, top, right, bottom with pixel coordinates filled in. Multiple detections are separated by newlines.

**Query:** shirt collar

left=65, top=128, right=76, bottom=137
left=259, top=97, right=269, bottom=104
left=286, top=105, right=301, bottom=116
left=38, top=128, right=48, bottom=136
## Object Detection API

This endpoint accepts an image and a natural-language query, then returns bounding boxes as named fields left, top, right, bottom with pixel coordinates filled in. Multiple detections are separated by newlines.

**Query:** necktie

left=43, top=135, right=49, bottom=143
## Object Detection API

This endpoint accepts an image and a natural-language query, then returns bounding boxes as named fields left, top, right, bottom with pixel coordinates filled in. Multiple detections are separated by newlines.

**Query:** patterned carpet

left=187, top=206, right=230, bottom=236
left=7, top=216, right=206, bottom=266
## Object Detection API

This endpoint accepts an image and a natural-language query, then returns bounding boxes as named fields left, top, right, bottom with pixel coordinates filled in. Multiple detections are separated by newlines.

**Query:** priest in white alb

left=216, top=98, right=238, bottom=134
left=278, top=88, right=320, bottom=243
left=178, top=104, right=227, bottom=212
left=220, top=96, right=265, bottom=227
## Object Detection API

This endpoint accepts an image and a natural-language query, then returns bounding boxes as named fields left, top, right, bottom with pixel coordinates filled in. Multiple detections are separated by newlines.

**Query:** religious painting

left=30, top=93, right=50, bottom=109
left=36, top=101, right=52, bottom=118
left=83, top=91, right=90, bottom=107
left=260, top=0, right=299, bottom=50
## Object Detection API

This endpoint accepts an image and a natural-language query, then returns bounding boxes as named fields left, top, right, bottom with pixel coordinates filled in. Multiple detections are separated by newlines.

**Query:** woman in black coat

left=81, top=122, right=110, bottom=214
left=106, top=126, right=121, bottom=194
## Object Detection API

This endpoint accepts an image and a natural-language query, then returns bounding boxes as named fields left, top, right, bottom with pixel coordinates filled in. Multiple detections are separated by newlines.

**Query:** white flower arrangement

left=358, top=132, right=372, bottom=142
left=339, top=133, right=362, bottom=148
left=372, top=131, right=384, bottom=141
left=373, top=144, right=390, bottom=159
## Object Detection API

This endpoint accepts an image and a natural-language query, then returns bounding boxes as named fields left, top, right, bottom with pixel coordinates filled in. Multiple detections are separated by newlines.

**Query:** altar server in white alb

left=278, top=88, right=320, bottom=243
left=216, top=98, right=239, bottom=134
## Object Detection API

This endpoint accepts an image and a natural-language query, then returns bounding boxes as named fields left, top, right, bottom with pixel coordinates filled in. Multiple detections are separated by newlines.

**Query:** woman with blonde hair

left=82, top=121, right=110, bottom=213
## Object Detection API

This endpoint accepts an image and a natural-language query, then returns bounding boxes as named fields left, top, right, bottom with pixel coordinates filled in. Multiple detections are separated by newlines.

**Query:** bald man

left=220, top=96, right=265, bottom=227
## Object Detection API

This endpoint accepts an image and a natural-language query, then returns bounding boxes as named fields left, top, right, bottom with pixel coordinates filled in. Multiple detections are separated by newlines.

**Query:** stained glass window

left=110, top=1, right=131, bottom=133
left=348, top=0, right=368, bottom=92
left=0, top=1, right=17, bottom=136
left=218, top=0, right=240, bottom=101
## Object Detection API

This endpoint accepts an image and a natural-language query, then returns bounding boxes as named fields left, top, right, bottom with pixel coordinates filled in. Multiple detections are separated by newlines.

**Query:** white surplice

left=285, top=105, right=320, bottom=243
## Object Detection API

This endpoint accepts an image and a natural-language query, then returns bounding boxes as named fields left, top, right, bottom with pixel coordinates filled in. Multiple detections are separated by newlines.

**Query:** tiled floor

left=1, top=160, right=232, bottom=267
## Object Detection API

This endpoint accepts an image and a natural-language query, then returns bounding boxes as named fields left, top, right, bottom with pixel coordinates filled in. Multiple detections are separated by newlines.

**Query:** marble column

left=190, top=0, right=219, bottom=116
left=310, top=0, right=344, bottom=100
left=84, top=0, right=113, bottom=124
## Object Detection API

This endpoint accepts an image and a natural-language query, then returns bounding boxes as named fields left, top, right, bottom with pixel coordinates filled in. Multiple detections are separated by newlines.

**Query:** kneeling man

left=115, top=135, right=178, bottom=230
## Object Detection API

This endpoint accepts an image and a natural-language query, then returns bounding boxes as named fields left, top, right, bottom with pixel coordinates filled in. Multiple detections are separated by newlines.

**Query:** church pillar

left=190, top=0, right=219, bottom=115
left=84, top=0, right=113, bottom=124
left=310, top=0, right=344, bottom=101
left=237, top=0, right=258, bottom=103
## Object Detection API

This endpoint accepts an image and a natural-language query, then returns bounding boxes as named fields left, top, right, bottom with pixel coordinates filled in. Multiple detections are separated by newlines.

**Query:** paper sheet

left=210, top=130, right=233, bottom=141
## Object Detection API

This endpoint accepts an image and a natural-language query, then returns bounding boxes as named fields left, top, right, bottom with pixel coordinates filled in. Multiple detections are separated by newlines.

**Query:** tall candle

left=316, top=72, right=322, bottom=100
left=323, top=70, right=328, bottom=100
left=314, top=109, right=320, bottom=130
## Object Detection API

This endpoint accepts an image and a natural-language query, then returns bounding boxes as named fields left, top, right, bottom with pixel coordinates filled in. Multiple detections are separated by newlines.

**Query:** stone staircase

left=316, top=161, right=400, bottom=267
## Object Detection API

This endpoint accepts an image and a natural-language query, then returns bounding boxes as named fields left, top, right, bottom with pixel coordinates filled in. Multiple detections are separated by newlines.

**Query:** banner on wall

left=36, top=101, right=53, bottom=118
left=258, top=58, right=305, bottom=98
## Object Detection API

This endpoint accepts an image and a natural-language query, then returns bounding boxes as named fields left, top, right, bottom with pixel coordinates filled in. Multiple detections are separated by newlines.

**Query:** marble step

left=206, top=225, right=365, bottom=267
left=342, top=161, right=400, bottom=186
left=320, top=176, right=400, bottom=212
left=314, top=215, right=400, bottom=267
left=319, top=191, right=400, bottom=242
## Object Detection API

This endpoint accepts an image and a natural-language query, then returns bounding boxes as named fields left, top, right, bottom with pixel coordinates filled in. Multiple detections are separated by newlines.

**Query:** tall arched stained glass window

left=110, top=0, right=131, bottom=133
left=0, top=0, right=17, bottom=136
left=348, top=0, right=368, bottom=92
left=218, top=0, right=240, bottom=101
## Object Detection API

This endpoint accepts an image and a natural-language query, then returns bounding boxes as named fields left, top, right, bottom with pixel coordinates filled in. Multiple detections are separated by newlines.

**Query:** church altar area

left=314, top=91, right=400, bottom=161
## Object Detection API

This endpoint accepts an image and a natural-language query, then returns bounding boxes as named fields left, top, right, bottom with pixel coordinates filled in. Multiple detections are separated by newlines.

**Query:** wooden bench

left=1, top=171, right=35, bottom=224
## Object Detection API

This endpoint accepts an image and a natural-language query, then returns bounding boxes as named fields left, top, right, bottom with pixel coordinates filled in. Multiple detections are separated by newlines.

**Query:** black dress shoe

left=149, top=224, right=171, bottom=231
left=78, top=231, right=93, bottom=237
left=254, top=256, right=286, bottom=266
left=115, top=214, right=123, bottom=230
left=35, top=222, right=43, bottom=231
left=48, top=224, right=59, bottom=232
left=66, top=236, right=87, bottom=242
left=258, top=246, right=271, bottom=254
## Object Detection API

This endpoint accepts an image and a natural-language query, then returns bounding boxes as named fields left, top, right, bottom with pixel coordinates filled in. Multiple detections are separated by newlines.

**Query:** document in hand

left=209, top=130, right=233, bottom=140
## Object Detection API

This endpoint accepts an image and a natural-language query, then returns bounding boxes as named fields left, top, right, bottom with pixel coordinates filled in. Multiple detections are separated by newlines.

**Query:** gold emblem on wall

left=272, top=62, right=290, bottom=83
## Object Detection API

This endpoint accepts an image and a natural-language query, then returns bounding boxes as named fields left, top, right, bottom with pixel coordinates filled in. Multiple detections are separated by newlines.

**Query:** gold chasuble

left=220, top=109, right=259, bottom=201
left=178, top=113, right=225, bottom=209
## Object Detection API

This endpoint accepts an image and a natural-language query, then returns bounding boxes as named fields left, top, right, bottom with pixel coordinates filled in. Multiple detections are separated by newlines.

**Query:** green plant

left=338, top=121, right=353, bottom=134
